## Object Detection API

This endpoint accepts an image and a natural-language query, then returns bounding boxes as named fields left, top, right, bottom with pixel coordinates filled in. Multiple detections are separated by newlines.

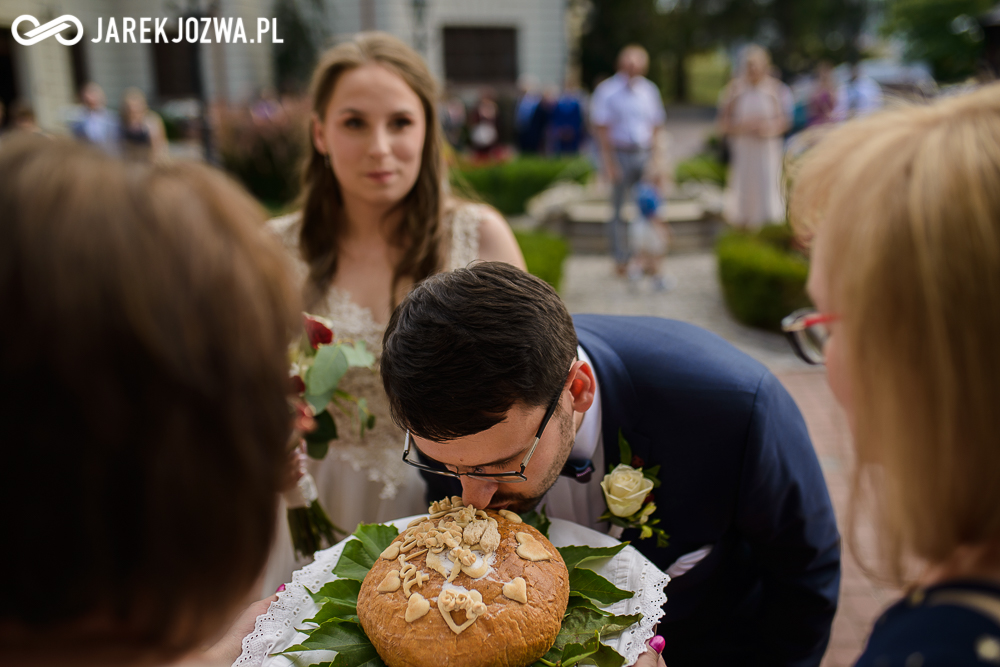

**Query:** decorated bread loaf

left=357, top=497, right=570, bottom=667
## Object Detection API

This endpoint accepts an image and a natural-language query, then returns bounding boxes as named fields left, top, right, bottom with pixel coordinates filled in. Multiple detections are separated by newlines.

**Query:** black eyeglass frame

left=401, top=386, right=564, bottom=483
left=781, top=307, right=839, bottom=365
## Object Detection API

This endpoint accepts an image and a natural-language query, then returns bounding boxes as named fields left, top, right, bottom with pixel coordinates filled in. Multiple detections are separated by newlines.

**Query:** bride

left=264, top=32, right=525, bottom=591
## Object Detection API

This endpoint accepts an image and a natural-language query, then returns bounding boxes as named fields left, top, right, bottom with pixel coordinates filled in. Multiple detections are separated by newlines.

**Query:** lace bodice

left=266, top=203, right=484, bottom=500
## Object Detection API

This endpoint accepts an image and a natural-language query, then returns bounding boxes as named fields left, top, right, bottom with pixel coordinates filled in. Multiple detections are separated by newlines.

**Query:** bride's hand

left=196, top=593, right=280, bottom=665
left=631, top=635, right=666, bottom=667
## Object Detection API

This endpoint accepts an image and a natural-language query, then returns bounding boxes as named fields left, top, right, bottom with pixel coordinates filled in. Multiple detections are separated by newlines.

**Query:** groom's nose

left=460, top=476, right=498, bottom=509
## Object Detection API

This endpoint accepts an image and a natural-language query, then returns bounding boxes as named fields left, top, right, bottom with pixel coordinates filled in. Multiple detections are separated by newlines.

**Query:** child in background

left=628, top=182, right=675, bottom=291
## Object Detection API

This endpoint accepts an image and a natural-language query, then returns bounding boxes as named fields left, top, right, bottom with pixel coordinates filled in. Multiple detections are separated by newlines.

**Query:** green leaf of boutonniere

left=280, top=619, right=385, bottom=666
left=557, top=543, right=629, bottom=572
left=617, top=429, right=632, bottom=467
left=521, top=505, right=551, bottom=537
left=568, top=568, right=634, bottom=605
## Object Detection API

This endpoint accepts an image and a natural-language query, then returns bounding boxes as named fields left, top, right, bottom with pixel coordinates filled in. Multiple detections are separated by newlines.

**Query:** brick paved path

left=561, top=252, right=897, bottom=666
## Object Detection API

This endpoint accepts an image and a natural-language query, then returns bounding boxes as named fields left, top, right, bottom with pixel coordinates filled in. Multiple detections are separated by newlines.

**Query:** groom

left=380, top=262, right=840, bottom=667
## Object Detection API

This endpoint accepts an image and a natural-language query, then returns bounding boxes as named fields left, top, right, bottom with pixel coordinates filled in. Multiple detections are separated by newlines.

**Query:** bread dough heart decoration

left=377, top=569, right=401, bottom=593
left=502, top=576, right=528, bottom=604
left=437, top=588, right=488, bottom=635
left=405, top=593, right=430, bottom=622
left=515, top=532, right=552, bottom=561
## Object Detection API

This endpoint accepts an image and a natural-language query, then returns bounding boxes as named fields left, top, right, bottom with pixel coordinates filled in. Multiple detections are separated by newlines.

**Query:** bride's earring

left=323, top=154, right=331, bottom=170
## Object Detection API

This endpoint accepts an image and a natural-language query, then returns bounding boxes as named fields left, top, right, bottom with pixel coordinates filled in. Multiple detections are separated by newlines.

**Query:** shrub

left=716, top=226, right=811, bottom=331
left=216, top=100, right=309, bottom=209
left=452, top=156, right=593, bottom=216
left=675, top=153, right=727, bottom=187
left=514, top=229, right=571, bottom=292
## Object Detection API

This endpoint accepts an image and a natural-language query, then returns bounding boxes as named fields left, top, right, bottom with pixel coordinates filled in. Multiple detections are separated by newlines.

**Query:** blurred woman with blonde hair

left=264, top=32, right=524, bottom=591
left=719, top=45, right=790, bottom=229
left=785, top=83, right=1000, bottom=664
left=119, top=87, right=167, bottom=161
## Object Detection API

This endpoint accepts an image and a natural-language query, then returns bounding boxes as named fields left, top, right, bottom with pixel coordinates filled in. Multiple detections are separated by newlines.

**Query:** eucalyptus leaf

left=305, top=344, right=349, bottom=399
left=521, top=505, right=551, bottom=537
left=568, top=568, right=634, bottom=606
left=280, top=619, right=384, bottom=667
left=305, top=410, right=338, bottom=456
left=557, top=543, right=629, bottom=573
left=342, top=340, right=375, bottom=368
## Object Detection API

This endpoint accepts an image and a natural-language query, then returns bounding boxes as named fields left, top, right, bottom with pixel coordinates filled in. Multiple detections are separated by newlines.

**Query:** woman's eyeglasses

left=781, top=308, right=839, bottom=365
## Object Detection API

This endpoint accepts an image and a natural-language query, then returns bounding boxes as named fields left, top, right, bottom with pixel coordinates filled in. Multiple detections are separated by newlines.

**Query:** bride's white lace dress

left=260, top=204, right=485, bottom=594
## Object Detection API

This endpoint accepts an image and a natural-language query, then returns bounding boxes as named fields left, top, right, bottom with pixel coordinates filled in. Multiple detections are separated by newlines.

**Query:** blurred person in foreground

left=785, top=84, right=1000, bottom=665
left=71, top=82, right=120, bottom=154
left=591, top=45, right=667, bottom=276
left=0, top=135, right=299, bottom=666
left=380, top=261, right=841, bottom=667
left=718, top=45, right=790, bottom=229
left=264, top=32, right=524, bottom=593
left=119, top=88, right=168, bottom=161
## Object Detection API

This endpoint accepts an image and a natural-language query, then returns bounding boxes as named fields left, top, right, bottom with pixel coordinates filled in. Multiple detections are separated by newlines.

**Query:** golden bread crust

left=357, top=507, right=569, bottom=667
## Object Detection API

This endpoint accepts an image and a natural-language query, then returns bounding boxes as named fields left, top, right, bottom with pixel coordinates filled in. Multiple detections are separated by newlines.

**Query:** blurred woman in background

left=119, top=87, right=167, bottom=161
left=786, top=84, right=1000, bottom=664
left=0, top=136, right=298, bottom=666
left=719, top=45, right=790, bottom=229
left=265, top=32, right=524, bottom=591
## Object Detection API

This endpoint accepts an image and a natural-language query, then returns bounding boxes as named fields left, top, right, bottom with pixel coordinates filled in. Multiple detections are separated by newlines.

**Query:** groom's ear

left=567, top=360, right=596, bottom=413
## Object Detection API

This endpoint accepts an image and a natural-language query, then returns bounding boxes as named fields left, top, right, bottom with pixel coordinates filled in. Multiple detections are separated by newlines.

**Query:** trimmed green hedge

left=452, top=157, right=593, bottom=216
left=716, top=226, right=811, bottom=331
left=514, top=229, right=571, bottom=292
left=675, top=153, right=727, bottom=187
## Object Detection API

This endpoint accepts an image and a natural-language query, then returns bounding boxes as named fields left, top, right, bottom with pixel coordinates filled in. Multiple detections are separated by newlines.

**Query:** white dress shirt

left=541, top=346, right=608, bottom=532
left=590, top=73, right=666, bottom=150
left=541, top=346, right=713, bottom=578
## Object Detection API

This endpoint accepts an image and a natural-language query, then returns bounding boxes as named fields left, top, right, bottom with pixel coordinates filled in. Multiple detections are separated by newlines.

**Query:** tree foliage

left=272, top=0, right=328, bottom=94
left=885, top=0, right=992, bottom=82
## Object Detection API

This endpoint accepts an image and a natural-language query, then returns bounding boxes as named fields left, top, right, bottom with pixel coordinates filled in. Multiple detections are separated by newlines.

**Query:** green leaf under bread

left=331, top=524, right=399, bottom=581
left=305, top=580, right=361, bottom=624
left=568, top=568, right=635, bottom=606
left=552, top=607, right=644, bottom=651
left=281, top=619, right=385, bottom=667
left=557, top=543, right=629, bottom=573
left=521, top=505, right=551, bottom=537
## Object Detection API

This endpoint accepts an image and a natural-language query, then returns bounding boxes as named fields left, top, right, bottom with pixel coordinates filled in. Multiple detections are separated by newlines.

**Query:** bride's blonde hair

left=789, top=84, right=1000, bottom=585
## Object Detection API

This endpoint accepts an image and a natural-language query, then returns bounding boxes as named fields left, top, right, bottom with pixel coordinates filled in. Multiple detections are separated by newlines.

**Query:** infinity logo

left=12, top=14, right=84, bottom=46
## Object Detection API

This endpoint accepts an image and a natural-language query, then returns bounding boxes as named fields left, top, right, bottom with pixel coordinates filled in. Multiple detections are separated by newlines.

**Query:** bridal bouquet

left=286, top=313, right=376, bottom=559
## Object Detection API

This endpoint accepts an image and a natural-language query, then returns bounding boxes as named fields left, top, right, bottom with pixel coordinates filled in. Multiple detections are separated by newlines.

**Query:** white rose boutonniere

left=598, top=430, right=669, bottom=547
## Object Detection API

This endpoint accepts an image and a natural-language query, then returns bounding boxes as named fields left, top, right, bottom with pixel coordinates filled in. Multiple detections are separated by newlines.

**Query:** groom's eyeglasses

left=401, top=386, right=564, bottom=483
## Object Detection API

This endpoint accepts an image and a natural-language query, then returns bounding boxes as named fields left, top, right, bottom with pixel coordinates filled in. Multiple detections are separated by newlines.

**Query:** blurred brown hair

left=789, top=84, right=1000, bottom=585
left=0, top=136, right=300, bottom=662
left=299, top=31, right=445, bottom=307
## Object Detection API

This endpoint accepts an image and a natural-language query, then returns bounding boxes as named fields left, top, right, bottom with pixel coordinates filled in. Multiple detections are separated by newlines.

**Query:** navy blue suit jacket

left=423, top=315, right=841, bottom=667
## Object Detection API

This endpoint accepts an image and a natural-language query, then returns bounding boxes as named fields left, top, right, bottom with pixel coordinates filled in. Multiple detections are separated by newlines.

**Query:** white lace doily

left=237, top=517, right=670, bottom=667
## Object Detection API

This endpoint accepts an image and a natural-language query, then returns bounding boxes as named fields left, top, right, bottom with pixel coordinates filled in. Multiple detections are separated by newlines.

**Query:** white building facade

left=0, top=0, right=569, bottom=132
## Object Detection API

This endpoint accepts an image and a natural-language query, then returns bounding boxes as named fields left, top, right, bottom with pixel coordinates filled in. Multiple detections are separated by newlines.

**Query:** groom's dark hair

left=381, top=261, right=578, bottom=441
